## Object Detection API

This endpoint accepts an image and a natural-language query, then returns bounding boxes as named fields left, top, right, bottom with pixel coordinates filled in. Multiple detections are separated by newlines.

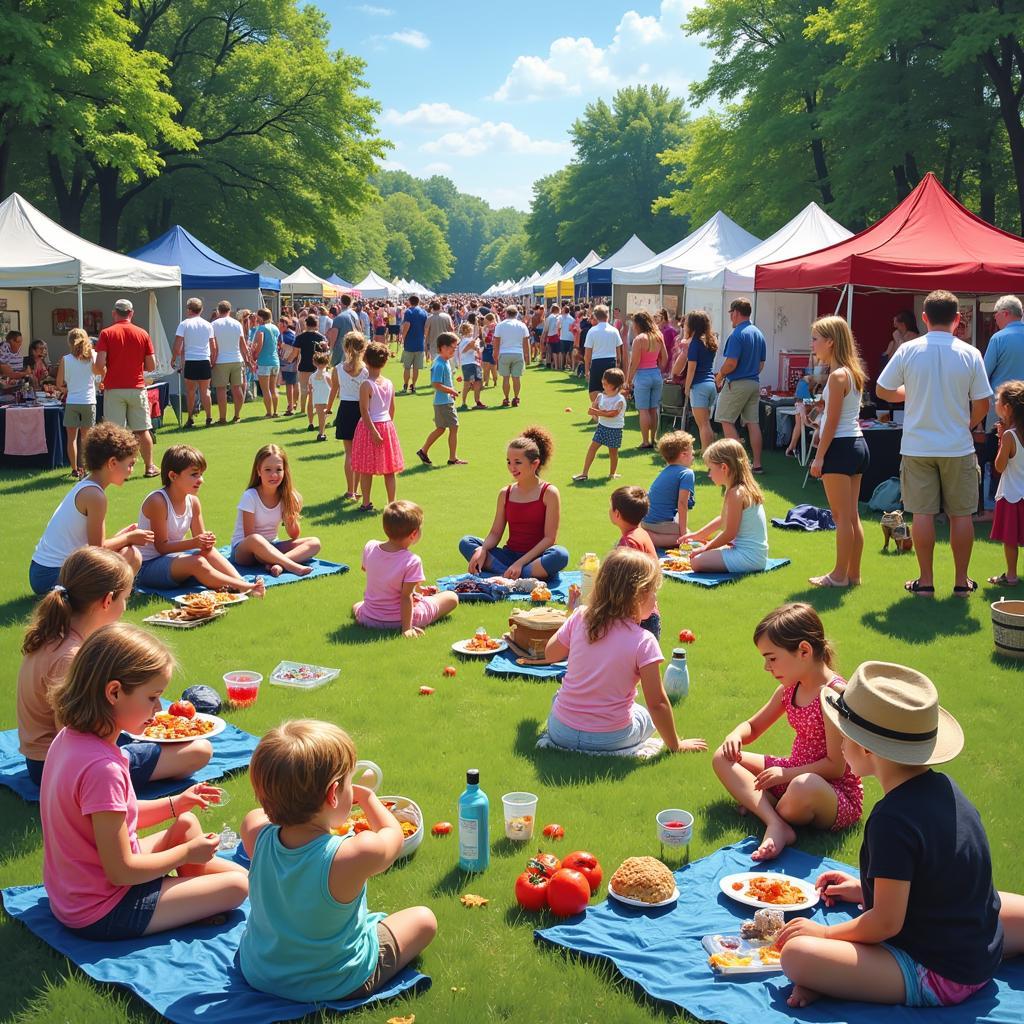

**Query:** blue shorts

left=822, top=436, right=870, bottom=476
left=25, top=734, right=162, bottom=789
left=547, top=702, right=655, bottom=752
left=256, top=362, right=279, bottom=374
left=461, top=363, right=481, bottom=382
left=593, top=424, right=623, bottom=449
left=882, top=943, right=990, bottom=1008
left=136, top=553, right=191, bottom=590
left=482, top=344, right=495, bottom=365
left=280, top=369, right=298, bottom=385
left=633, top=367, right=664, bottom=409
left=28, top=560, right=62, bottom=596
left=68, top=876, right=164, bottom=941
left=689, top=379, right=718, bottom=409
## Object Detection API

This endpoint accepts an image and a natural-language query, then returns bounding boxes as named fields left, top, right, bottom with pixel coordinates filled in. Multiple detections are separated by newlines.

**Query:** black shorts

left=588, top=356, right=616, bottom=394
left=335, top=399, right=361, bottom=441
left=387, top=324, right=399, bottom=336
left=821, top=436, right=870, bottom=476
left=184, top=359, right=212, bottom=381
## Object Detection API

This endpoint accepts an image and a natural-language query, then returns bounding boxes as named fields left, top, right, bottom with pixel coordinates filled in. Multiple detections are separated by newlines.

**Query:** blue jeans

left=458, top=535, right=569, bottom=578
left=546, top=703, right=655, bottom=752
left=632, top=367, right=663, bottom=409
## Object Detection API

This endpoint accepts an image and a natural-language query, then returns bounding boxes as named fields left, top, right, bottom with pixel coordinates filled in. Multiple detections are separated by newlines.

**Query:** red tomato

left=442, top=666, right=457, bottom=677
left=546, top=868, right=591, bottom=917
left=419, top=686, right=435, bottom=695
left=514, top=870, right=550, bottom=912
left=561, top=851, right=603, bottom=894
left=168, top=699, right=196, bottom=719
left=431, top=821, right=453, bottom=836
left=677, top=629, right=696, bottom=644
left=527, top=852, right=561, bottom=878
left=542, top=823, right=565, bottom=840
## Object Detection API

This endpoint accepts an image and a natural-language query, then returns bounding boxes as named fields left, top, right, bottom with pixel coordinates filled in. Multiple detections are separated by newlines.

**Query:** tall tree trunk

left=892, top=165, right=910, bottom=201
left=0, top=128, right=11, bottom=200
left=981, top=38, right=1024, bottom=234
left=980, top=153, right=996, bottom=223
left=802, top=92, right=834, bottom=206
left=47, top=155, right=88, bottom=235
left=96, top=166, right=125, bottom=250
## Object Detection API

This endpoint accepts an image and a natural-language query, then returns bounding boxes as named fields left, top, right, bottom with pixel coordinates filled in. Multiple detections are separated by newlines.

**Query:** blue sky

left=323, top=0, right=711, bottom=211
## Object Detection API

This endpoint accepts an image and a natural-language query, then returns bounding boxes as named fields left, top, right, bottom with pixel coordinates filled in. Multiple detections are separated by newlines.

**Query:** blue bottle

left=458, top=768, right=490, bottom=872
left=663, top=648, right=690, bottom=701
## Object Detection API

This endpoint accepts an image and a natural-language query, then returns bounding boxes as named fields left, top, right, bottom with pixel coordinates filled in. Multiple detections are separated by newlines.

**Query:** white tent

left=530, top=262, right=564, bottom=298
left=353, top=271, right=400, bottom=299
left=577, top=233, right=656, bottom=283
left=254, top=260, right=285, bottom=281
left=686, top=203, right=852, bottom=388
left=0, top=192, right=179, bottom=369
left=515, top=272, right=540, bottom=297
left=280, top=265, right=344, bottom=299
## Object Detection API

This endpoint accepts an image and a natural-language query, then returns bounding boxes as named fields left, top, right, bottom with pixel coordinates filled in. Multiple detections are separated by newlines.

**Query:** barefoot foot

left=787, top=984, right=822, bottom=1008
left=751, top=821, right=797, bottom=862
left=267, top=564, right=284, bottom=578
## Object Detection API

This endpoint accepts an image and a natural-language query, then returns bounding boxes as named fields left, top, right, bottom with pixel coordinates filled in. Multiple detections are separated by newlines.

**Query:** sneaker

left=511, top=397, right=520, bottom=407
left=475, top=402, right=487, bottom=409
left=307, top=423, right=316, bottom=431
left=416, top=448, right=433, bottom=465
left=316, top=434, right=327, bottom=442
left=501, top=399, right=510, bottom=407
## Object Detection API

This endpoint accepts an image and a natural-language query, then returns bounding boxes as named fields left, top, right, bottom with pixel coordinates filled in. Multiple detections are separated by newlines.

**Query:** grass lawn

left=0, top=361, right=1021, bottom=1024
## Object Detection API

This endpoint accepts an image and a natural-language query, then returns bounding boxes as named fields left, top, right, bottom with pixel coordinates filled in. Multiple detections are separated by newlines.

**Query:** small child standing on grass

left=458, top=321, right=485, bottom=409
left=353, top=500, right=459, bottom=638
left=240, top=720, right=437, bottom=1002
left=609, top=485, right=661, bottom=638
left=310, top=350, right=332, bottom=442
left=416, top=333, right=467, bottom=467
left=55, top=327, right=97, bottom=479
left=988, top=381, right=1024, bottom=586
left=642, top=431, right=696, bottom=549
left=574, top=367, right=627, bottom=482
left=352, top=342, right=402, bottom=512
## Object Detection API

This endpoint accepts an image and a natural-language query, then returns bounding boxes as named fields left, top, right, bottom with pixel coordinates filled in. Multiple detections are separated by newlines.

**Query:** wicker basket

left=992, top=599, right=1024, bottom=658
left=507, top=607, right=566, bottom=659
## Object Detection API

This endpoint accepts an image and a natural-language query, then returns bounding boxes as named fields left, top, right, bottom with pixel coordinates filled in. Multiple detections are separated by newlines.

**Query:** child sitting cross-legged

left=775, top=661, right=1024, bottom=1010
left=353, top=500, right=458, bottom=638
left=543, top=547, right=706, bottom=754
left=642, top=431, right=696, bottom=549
left=40, top=623, right=248, bottom=940
left=239, top=720, right=437, bottom=1003
left=18, top=547, right=213, bottom=788
left=609, top=485, right=661, bottom=638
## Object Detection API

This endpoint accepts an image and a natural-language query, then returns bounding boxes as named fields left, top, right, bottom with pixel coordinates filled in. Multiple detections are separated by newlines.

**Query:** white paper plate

left=125, top=712, right=227, bottom=744
left=608, top=883, right=679, bottom=909
left=718, top=872, right=819, bottom=913
left=173, top=592, right=248, bottom=607
left=451, top=638, right=508, bottom=656
left=143, top=608, right=226, bottom=629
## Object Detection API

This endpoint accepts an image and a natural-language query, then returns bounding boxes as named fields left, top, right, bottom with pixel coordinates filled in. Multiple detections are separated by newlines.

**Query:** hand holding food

left=774, top=917, right=828, bottom=948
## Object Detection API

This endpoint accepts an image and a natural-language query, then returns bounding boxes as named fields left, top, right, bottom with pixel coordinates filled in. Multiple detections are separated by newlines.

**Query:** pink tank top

left=365, top=376, right=393, bottom=423
left=637, top=336, right=660, bottom=370
left=504, top=482, right=549, bottom=553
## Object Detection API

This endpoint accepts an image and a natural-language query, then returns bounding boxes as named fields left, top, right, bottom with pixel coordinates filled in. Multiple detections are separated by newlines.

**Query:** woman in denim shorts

left=674, top=310, right=719, bottom=451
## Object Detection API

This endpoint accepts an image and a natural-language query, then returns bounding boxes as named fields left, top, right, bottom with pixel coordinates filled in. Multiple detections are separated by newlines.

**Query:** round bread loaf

left=610, top=856, right=676, bottom=903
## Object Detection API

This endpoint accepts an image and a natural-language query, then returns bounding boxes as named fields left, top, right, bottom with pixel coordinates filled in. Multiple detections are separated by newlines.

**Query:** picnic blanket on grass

left=1, top=884, right=428, bottom=1024
left=437, top=570, right=580, bottom=603
left=133, top=550, right=347, bottom=600
left=485, top=649, right=567, bottom=680
left=661, top=557, right=790, bottom=588
left=0, top=719, right=258, bottom=803
left=536, top=837, right=1024, bottom=1024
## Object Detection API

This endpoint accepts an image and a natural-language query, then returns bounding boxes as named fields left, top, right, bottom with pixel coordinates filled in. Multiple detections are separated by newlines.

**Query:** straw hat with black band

left=820, top=661, right=964, bottom=766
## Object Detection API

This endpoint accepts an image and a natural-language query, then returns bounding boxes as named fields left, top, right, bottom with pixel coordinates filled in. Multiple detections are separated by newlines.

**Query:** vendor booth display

left=352, top=271, right=400, bottom=299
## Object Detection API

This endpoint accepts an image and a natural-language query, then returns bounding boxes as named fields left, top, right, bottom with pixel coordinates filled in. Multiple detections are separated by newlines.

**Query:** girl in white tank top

left=989, top=383, right=1024, bottom=586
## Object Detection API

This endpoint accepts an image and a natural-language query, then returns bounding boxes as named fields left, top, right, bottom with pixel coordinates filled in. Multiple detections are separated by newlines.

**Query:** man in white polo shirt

left=877, top=289, right=992, bottom=597
left=173, top=297, right=217, bottom=428
left=493, top=305, right=530, bottom=408
left=583, top=304, right=622, bottom=402
left=210, top=300, right=249, bottom=425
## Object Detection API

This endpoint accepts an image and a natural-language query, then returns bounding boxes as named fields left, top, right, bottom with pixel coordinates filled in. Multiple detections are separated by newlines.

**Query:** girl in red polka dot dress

left=712, top=602, right=863, bottom=862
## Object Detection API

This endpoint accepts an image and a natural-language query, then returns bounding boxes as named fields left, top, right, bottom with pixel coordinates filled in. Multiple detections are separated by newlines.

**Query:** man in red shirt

left=94, top=298, right=158, bottom=477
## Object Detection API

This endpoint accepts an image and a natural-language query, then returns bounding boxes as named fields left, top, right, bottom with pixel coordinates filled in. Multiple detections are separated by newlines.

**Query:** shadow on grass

left=512, top=719, right=658, bottom=786
left=699, top=799, right=853, bottom=861
left=0, top=473, right=68, bottom=497
left=325, top=621, right=395, bottom=647
left=0, top=794, right=42, bottom=865
left=303, top=497, right=373, bottom=527
left=0, top=592, right=38, bottom=628
left=860, top=596, right=980, bottom=642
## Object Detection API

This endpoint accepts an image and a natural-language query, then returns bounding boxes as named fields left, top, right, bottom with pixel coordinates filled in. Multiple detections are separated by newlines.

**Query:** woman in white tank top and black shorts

left=808, top=316, right=870, bottom=589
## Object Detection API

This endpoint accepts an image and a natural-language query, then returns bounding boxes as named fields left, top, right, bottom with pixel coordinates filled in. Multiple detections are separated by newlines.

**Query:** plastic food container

left=379, top=795, right=423, bottom=858
left=502, top=791, right=538, bottom=841
left=269, top=660, right=340, bottom=689
left=224, top=671, right=262, bottom=706
left=656, top=808, right=694, bottom=846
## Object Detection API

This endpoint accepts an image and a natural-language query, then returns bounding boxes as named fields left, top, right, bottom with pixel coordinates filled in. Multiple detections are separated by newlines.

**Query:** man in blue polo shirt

left=400, top=294, right=428, bottom=393
left=982, top=294, right=1024, bottom=512
left=714, top=297, right=767, bottom=472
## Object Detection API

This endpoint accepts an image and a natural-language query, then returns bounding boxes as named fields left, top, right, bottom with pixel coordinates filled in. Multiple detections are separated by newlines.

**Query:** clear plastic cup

left=201, top=787, right=231, bottom=812
left=224, top=671, right=262, bottom=707
left=502, top=791, right=538, bottom=841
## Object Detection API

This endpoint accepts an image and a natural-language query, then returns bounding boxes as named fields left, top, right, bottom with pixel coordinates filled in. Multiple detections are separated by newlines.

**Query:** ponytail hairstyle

left=68, top=327, right=94, bottom=361
left=686, top=310, right=718, bottom=354
left=508, top=425, right=554, bottom=474
left=343, top=330, right=366, bottom=375
left=247, top=443, right=300, bottom=524
left=632, top=310, right=663, bottom=348
left=811, top=315, right=866, bottom=394
left=997, top=380, right=1024, bottom=437
left=753, top=602, right=836, bottom=669
left=22, top=548, right=134, bottom=655
left=702, top=437, right=763, bottom=506
left=584, top=547, right=661, bottom=643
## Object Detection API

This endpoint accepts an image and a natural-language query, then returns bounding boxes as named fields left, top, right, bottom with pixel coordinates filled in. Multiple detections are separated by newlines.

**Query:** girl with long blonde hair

left=684, top=437, right=768, bottom=574
left=542, top=547, right=706, bottom=754
left=56, top=327, right=98, bottom=479
left=626, top=310, right=669, bottom=448
left=808, top=315, right=868, bottom=587
left=231, top=444, right=321, bottom=577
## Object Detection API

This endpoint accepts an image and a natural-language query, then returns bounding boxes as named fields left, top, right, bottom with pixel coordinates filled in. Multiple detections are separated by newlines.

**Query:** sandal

left=904, top=579, right=935, bottom=596
left=358, top=503, right=375, bottom=513
left=988, top=572, right=1020, bottom=586
left=953, top=578, right=978, bottom=597
left=809, top=574, right=849, bottom=588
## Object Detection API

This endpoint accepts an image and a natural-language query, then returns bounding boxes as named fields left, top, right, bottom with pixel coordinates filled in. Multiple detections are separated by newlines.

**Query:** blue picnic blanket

left=133, top=550, right=348, bottom=600
left=0, top=719, right=258, bottom=803
left=537, top=837, right=1024, bottom=1023
left=485, top=649, right=567, bottom=680
left=662, top=557, right=790, bottom=588
left=437, top=570, right=580, bottom=603
left=1, top=885, right=428, bottom=1024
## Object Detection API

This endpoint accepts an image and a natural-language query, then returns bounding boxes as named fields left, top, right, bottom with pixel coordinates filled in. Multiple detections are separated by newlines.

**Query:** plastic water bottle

left=458, top=769, right=490, bottom=872
left=217, top=824, right=239, bottom=852
left=663, top=648, right=690, bottom=700
left=580, top=552, right=601, bottom=606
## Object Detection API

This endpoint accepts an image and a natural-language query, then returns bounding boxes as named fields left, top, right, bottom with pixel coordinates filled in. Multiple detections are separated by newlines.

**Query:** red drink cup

left=224, top=671, right=262, bottom=707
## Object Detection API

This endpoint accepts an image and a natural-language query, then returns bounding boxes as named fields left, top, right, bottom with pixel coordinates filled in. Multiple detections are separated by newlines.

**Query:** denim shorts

left=689, top=379, right=718, bottom=409
left=28, top=560, right=62, bottom=596
left=632, top=367, right=664, bottom=409
left=68, top=876, right=164, bottom=941
left=136, top=553, right=188, bottom=590
left=461, top=363, right=481, bottom=382
left=882, top=943, right=990, bottom=1007
left=546, top=702, right=655, bottom=752
left=280, top=369, right=298, bottom=385
left=25, top=734, right=161, bottom=789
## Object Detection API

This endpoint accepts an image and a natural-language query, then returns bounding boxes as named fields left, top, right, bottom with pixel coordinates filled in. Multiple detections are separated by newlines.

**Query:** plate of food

left=719, top=872, right=819, bottom=912
left=607, top=856, right=679, bottom=908
left=269, top=660, right=340, bottom=689
left=702, top=934, right=783, bottom=974
left=125, top=711, right=226, bottom=743
left=660, top=556, right=692, bottom=573
left=143, top=606, right=226, bottom=629
left=174, top=590, right=248, bottom=608
left=452, top=631, right=507, bottom=656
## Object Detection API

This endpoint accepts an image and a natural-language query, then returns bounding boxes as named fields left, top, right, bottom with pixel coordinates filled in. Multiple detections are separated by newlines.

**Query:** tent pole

left=832, top=283, right=847, bottom=316
left=846, top=284, right=854, bottom=326
left=659, top=285, right=664, bottom=309
left=76, top=284, right=84, bottom=327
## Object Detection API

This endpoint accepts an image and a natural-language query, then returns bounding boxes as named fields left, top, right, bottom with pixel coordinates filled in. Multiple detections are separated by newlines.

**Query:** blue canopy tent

left=326, top=274, right=353, bottom=289
left=575, top=234, right=656, bottom=300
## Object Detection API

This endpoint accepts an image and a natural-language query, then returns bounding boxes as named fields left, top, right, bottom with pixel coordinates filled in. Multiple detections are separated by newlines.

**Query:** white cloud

left=378, top=158, right=407, bottom=172
left=421, top=121, right=571, bottom=158
left=423, top=161, right=454, bottom=175
left=387, top=29, right=429, bottom=49
left=491, top=0, right=699, bottom=102
left=353, top=4, right=393, bottom=14
left=382, top=103, right=478, bottom=128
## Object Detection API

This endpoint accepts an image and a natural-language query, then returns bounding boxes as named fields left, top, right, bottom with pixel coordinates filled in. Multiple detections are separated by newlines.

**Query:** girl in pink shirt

left=543, top=548, right=707, bottom=754
left=353, top=501, right=458, bottom=637
left=40, top=623, right=248, bottom=940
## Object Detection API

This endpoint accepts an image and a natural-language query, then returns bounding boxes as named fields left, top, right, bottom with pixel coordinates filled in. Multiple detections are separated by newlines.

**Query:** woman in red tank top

left=458, top=426, right=570, bottom=580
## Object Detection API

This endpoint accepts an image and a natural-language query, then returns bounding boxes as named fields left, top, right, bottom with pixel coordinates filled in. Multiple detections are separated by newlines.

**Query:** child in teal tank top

left=239, top=720, right=437, bottom=1002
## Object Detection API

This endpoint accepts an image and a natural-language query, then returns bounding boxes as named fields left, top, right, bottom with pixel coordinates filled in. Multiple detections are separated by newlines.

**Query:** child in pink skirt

left=989, top=381, right=1024, bottom=586
left=351, top=342, right=403, bottom=512
left=353, top=501, right=459, bottom=637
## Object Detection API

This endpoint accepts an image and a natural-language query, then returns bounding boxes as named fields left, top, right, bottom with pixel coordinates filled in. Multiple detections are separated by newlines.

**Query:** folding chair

left=659, top=382, right=686, bottom=431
